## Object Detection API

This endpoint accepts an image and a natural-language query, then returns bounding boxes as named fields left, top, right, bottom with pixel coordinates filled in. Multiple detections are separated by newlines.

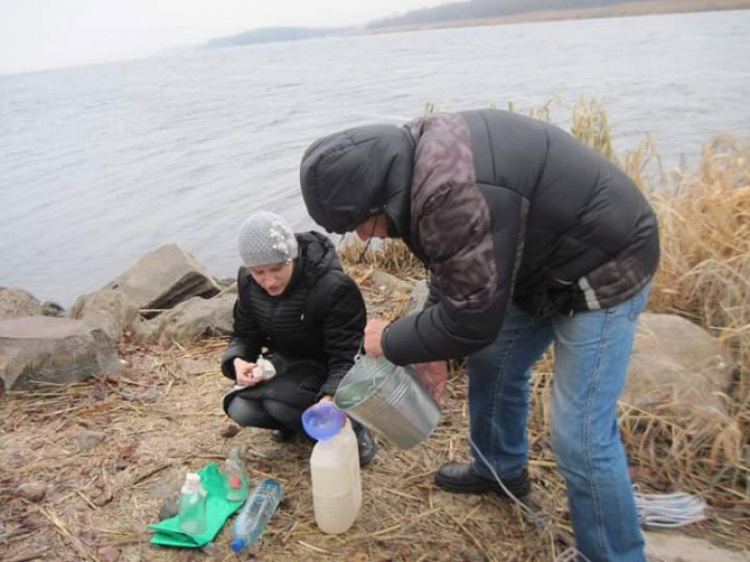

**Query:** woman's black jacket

left=220, top=231, right=366, bottom=397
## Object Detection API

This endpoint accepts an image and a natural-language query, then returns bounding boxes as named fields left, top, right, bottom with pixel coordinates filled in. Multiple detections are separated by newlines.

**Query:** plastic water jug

left=302, top=402, right=362, bottom=534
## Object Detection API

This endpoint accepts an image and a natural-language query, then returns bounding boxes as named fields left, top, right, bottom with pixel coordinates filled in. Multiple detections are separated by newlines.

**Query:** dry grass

left=0, top=337, right=579, bottom=562
left=627, top=133, right=750, bottom=510
left=340, top=98, right=750, bottom=549
left=1, top=102, right=748, bottom=561
left=337, top=236, right=426, bottom=282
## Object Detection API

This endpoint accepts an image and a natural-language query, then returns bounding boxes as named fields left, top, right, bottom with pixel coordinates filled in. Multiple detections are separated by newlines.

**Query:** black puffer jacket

left=300, top=110, right=660, bottom=365
left=221, top=232, right=366, bottom=396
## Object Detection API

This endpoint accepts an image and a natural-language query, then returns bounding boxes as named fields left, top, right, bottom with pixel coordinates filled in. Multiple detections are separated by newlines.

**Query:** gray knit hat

left=238, top=212, right=299, bottom=267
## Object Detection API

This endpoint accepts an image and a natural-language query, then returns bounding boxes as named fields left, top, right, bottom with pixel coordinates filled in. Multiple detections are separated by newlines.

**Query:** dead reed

left=341, top=98, right=750, bottom=548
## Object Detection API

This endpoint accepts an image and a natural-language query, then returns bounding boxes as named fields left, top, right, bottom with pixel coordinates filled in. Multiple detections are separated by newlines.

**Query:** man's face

left=355, top=214, right=389, bottom=241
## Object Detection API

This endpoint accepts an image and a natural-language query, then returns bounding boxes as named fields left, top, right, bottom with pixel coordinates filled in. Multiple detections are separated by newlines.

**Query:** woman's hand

left=318, top=395, right=334, bottom=404
left=233, top=357, right=262, bottom=386
left=364, top=319, right=389, bottom=357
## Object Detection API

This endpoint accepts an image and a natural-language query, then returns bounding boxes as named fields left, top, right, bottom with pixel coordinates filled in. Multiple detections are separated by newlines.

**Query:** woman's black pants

left=223, top=357, right=327, bottom=434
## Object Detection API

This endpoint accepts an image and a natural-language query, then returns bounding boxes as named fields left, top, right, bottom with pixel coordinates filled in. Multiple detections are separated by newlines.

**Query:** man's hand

left=410, top=361, right=448, bottom=404
left=233, top=357, right=262, bottom=386
left=364, top=318, right=389, bottom=357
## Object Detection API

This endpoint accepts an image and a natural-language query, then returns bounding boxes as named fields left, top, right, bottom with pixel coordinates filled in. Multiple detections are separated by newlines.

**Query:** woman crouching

left=221, top=211, right=376, bottom=466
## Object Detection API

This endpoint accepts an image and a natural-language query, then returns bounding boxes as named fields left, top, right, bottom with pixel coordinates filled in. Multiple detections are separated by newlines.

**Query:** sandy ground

left=2, top=336, right=747, bottom=561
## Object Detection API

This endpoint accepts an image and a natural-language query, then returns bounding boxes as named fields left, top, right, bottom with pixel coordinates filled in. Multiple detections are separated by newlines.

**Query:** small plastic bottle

left=302, top=402, right=362, bottom=534
left=178, top=473, right=207, bottom=536
left=230, top=478, right=283, bottom=553
left=223, top=448, right=250, bottom=502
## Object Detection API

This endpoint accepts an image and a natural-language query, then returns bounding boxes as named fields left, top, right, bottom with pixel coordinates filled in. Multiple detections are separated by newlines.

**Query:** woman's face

left=249, top=261, right=294, bottom=296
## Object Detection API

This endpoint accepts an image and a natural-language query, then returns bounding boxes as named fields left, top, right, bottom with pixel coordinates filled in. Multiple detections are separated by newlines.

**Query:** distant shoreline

left=199, top=1, right=750, bottom=52
left=361, top=0, right=750, bottom=35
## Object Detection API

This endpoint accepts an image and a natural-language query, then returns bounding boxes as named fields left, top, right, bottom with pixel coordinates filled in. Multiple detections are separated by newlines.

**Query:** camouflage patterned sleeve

left=382, top=112, right=528, bottom=364
left=383, top=184, right=527, bottom=364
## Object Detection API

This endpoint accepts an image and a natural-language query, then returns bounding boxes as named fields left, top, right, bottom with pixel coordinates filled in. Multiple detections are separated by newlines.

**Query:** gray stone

left=41, top=301, right=65, bottom=317
left=371, top=270, right=412, bottom=294
left=218, top=281, right=238, bottom=296
left=70, top=289, right=141, bottom=341
left=158, top=495, right=180, bottom=520
left=407, top=280, right=429, bottom=315
left=153, top=293, right=235, bottom=344
left=102, top=244, right=220, bottom=317
left=0, top=287, right=42, bottom=319
left=623, top=313, right=735, bottom=414
left=73, top=429, right=106, bottom=451
left=15, top=482, right=48, bottom=503
left=97, top=546, right=121, bottom=562
left=0, top=317, right=122, bottom=390
left=644, top=531, right=750, bottom=562
left=216, top=277, right=236, bottom=291
left=131, top=319, right=158, bottom=342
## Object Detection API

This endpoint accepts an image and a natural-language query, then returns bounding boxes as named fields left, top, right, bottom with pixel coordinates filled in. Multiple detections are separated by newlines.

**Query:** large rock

left=102, top=244, right=220, bottom=317
left=0, top=317, right=122, bottom=391
left=152, top=294, right=235, bottom=344
left=623, top=313, right=734, bottom=413
left=70, top=290, right=141, bottom=341
left=0, top=288, right=42, bottom=319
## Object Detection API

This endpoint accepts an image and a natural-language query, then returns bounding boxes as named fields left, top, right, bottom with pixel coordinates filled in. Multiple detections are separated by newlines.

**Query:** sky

left=0, top=0, right=448, bottom=75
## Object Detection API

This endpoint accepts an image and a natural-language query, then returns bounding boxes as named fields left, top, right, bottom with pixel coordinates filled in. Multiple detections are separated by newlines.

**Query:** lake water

left=1, top=10, right=749, bottom=307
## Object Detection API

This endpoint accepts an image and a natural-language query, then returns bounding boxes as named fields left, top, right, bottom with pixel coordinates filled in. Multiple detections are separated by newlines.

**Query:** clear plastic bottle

left=302, top=402, right=362, bottom=534
left=230, top=478, right=283, bottom=553
left=223, top=447, right=250, bottom=502
left=177, top=473, right=207, bottom=536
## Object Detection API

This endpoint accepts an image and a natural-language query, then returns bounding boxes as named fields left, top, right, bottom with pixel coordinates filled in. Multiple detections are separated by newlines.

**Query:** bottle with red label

left=223, top=447, right=250, bottom=502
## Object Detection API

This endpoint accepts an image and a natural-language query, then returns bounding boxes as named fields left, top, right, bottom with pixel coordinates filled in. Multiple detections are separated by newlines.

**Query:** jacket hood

left=296, top=231, right=342, bottom=283
left=299, top=124, right=415, bottom=236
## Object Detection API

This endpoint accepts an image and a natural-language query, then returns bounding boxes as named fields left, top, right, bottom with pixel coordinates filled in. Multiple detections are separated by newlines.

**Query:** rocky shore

left=1, top=243, right=746, bottom=561
left=0, top=243, right=736, bottom=413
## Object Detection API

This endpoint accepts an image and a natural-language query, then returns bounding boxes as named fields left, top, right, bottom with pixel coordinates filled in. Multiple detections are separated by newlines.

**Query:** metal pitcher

left=334, top=355, right=440, bottom=449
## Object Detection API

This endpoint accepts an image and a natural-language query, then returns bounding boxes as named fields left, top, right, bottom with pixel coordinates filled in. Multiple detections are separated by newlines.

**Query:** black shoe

left=352, top=421, right=377, bottom=467
left=270, top=428, right=297, bottom=443
left=434, top=462, right=530, bottom=498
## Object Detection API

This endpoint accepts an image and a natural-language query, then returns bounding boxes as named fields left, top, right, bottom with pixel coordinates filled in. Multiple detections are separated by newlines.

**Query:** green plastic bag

left=149, top=462, right=245, bottom=548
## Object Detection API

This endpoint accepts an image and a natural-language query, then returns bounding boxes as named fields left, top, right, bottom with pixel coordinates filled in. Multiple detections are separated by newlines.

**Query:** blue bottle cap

left=302, top=402, right=345, bottom=440
left=230, top=537, right=246, bottom=553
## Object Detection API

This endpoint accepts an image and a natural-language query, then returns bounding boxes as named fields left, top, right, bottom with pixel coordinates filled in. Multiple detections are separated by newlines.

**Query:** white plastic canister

left=303, top=403, right=362, bottom=534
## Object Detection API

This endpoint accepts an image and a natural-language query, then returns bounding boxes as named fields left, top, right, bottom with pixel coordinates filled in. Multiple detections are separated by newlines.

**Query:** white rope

left=633, top=489, right=706, bottom=528
left=469, top=436, right=707, bottom=561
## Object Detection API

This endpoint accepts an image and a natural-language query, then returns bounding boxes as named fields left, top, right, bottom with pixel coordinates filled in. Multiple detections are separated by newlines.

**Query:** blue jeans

left=466, top=284, right=650, bottom=562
